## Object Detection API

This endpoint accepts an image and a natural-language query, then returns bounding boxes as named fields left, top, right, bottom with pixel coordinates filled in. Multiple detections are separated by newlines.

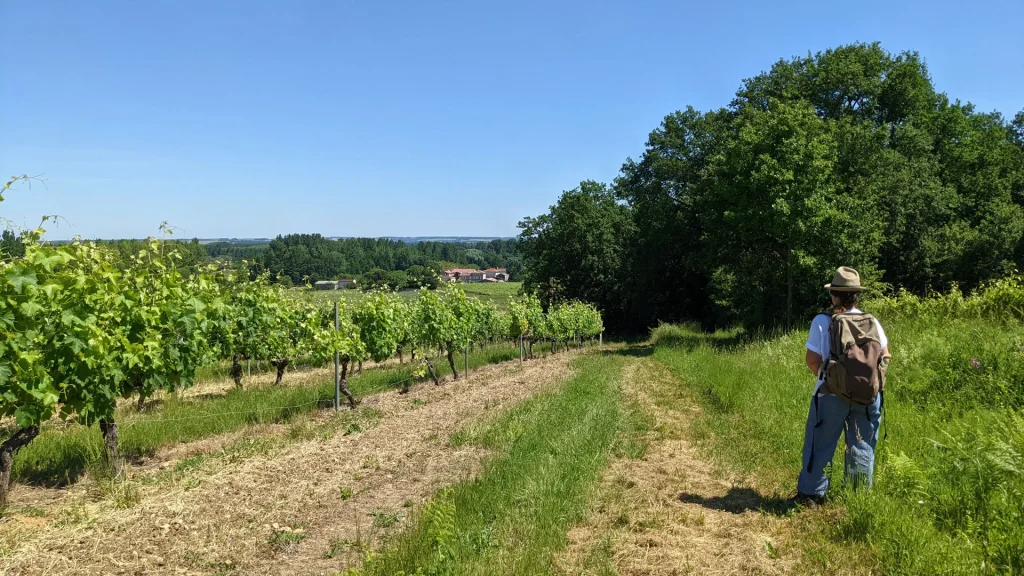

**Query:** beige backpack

left=821, top=312, right=889, bottom=405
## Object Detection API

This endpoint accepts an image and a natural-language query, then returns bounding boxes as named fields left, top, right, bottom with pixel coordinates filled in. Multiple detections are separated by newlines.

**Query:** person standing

left=795, top=267, right=891, bottom=505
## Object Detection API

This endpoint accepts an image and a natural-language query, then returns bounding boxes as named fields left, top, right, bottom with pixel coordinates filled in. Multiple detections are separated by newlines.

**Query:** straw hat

left=825, top=266, right=863, bottom=292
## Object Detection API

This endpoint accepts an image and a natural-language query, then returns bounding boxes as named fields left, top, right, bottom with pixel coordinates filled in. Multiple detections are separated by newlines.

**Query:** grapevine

left=0, top=177, right=604, bottom=506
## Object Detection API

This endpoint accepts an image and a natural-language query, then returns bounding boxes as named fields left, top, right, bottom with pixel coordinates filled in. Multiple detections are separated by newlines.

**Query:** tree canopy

left=520, top=43, right=1024, bottom=330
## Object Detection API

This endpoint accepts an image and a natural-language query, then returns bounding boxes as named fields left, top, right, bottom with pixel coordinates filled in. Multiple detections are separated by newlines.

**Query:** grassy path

left=354, top=352, right=638, bottom=575
left=558, top=352, right=798, bottom=575
left=1, top=351, right=576, bottom=575
left=346, top=347, right=811, bottom=576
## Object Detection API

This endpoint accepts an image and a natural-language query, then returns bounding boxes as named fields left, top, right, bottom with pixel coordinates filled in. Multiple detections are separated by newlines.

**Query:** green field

left=295, top=282, right=523, bottom=310
left=461, top=281, right=523, bottom=307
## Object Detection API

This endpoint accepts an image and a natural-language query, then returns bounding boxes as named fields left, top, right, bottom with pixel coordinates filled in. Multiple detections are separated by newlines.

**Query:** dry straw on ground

left=1, top=353, right=573, bottom=576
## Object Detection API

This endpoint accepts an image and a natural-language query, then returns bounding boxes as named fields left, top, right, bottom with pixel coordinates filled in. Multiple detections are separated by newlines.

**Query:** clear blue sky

left=2, top=0, right=1022, bottom=240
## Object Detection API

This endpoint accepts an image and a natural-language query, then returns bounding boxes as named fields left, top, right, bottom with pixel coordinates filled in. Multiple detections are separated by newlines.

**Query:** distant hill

left=48, top=236, right=514, bottom=246
left=199, top=236, right=514, bottom=245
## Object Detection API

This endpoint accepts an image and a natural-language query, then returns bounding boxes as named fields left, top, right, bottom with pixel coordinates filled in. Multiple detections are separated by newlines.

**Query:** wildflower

left=969, top=358, right=982, bottom=369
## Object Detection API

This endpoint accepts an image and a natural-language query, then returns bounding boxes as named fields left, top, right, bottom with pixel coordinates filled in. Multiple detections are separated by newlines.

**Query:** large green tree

left=530, top=42, right=1024, bottom=330
left=518, top=181, right=633, bottom=325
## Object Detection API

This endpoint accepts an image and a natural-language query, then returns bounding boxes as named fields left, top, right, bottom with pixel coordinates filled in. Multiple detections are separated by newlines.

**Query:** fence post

left=519, top=336, right=524, bottom=362
left=334, top=301, right=340, bottom=412
left=599, top=331, right=603, bottom=346
left=465, top=344, right=469, bottom=376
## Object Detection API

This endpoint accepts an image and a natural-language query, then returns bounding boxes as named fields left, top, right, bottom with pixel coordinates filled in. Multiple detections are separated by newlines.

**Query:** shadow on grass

left=678, top=487, right=793, bottom=516
left=652, top=331, right=757, bottom=352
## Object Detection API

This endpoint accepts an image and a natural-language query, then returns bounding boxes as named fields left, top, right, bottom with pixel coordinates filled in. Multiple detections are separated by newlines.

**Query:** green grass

left=354, top=353, right=630, bottom=575
left=649, top=318, right=1024, bottom=575
left=267, top=526, right=307, bottom=550
left=461, top=282, right=522, bottom=308
left=6, top=342, right=526, bottom=487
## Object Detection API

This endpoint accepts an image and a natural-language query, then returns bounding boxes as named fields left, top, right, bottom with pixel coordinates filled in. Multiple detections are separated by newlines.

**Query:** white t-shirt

left=806, top=308, right=888, bottom=385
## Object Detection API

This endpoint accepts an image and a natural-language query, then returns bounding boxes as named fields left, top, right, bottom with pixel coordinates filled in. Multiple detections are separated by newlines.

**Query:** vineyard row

left=0, top=230, right=603, bottom=507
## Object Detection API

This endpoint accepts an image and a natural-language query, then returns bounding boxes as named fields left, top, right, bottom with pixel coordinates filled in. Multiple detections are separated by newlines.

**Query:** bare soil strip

left=1, top=353, right=573, bottom=576
left=558, top=356, right=798, bottom=576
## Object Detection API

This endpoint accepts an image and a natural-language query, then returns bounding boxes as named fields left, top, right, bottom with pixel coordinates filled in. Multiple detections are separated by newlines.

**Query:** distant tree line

left=203, top=241, right=270, bottom=261
left=0, top=233, right=521, bottom=290
left=256, top=234, right=521, bottom=286
left=518, top=43, right=1024, bottom=331
left=0, top=230, right=25, bottom=259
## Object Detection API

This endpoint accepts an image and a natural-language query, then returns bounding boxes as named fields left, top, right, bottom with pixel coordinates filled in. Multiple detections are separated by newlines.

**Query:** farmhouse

left=443, top=268, right=510, bottom=283
left=482, top=268, right=509, bottom=281
left=443, top=268, right=476, bottom=282
left=314, top=279, right=357, bottom=290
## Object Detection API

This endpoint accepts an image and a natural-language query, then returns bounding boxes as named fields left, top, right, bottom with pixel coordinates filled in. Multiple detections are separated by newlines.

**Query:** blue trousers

left=797, top=384, right=882, bottom=498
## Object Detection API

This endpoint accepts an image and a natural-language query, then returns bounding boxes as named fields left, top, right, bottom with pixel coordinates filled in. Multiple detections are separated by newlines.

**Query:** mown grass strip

left=10, top=343, right=525, bottom=486
left=355, top=353, right=628, bottom=576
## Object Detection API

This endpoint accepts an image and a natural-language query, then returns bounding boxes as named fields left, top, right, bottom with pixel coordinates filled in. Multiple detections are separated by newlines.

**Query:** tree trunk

left=528, top=339, right=535, bottom=359
left=99, top=420, right=124, bottom=480
left=446, top=346, right=459, bottom=380
left=231, top=353, right=244, bottom=389
left=398, top=348, right=404, bottom=364
left=340, top=361, right=357, bottom=409
left=0, top=426, right=40, bottom=509
left=136, top=391, right=147, bottom=412
left=271, top=358, right=289, bottom=385
left=357, top=360, right=363, bottom=374
left=786, top=243, right=793, bottom=329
